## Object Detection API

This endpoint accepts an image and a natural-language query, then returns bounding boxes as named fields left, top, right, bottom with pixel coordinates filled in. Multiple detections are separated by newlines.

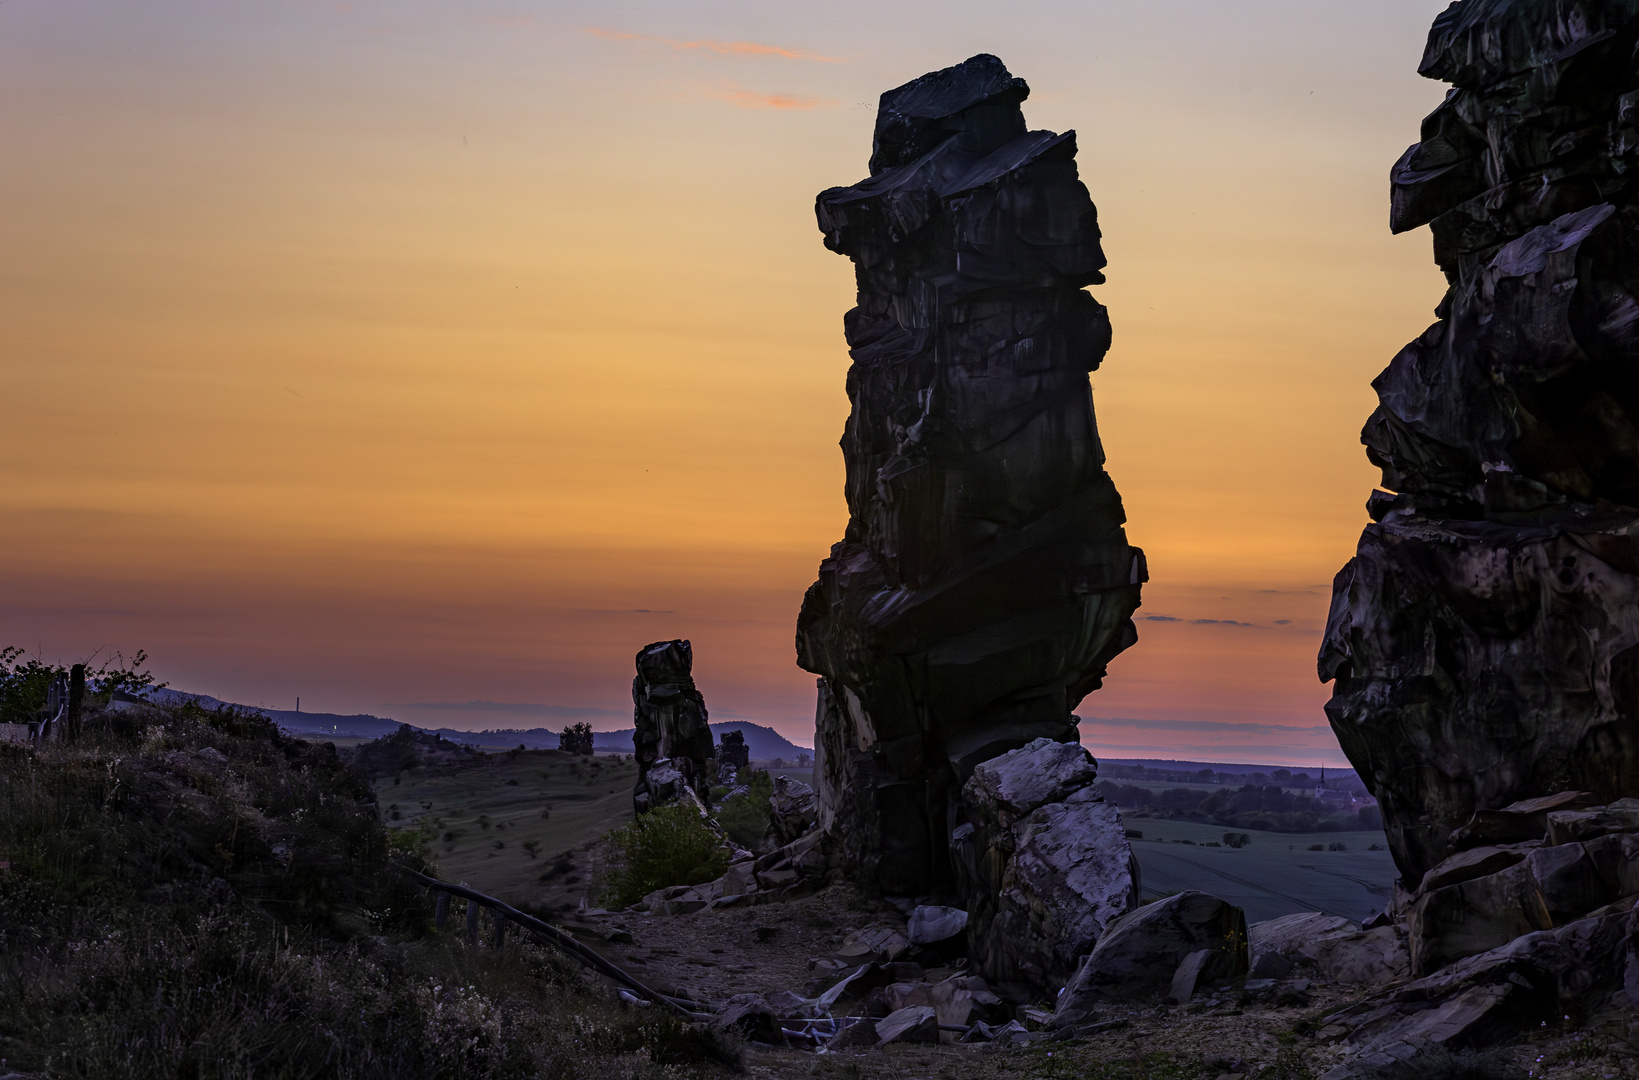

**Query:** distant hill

left=146, top=689, right=807, bottom=760
left=588, top=721, right=806, bottom=761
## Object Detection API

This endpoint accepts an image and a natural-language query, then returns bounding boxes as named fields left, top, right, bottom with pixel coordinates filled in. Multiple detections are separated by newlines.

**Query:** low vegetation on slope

left=0, top=697, right=734, bottom=1079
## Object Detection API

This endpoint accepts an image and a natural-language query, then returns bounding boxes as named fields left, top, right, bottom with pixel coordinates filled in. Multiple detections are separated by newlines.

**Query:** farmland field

left=375, top=746, right=1396, bottom=926
left=1123, top=816, right=1397, bottom=923
left=378, top=749, right=639, bottom=912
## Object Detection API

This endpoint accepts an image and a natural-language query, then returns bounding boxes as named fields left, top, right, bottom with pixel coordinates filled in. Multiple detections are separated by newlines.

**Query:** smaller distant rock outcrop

left=767, top=774, right=820, bottom=848
left=631, top=640, right=715, bottom=813
left=718, top=729, right=750, bottom=776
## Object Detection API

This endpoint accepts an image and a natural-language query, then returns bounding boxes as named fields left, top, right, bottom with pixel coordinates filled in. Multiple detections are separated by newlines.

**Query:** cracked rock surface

left=795, top=53, right=1144, bottom=906
left=1321, top=0, right=1639, bottom=888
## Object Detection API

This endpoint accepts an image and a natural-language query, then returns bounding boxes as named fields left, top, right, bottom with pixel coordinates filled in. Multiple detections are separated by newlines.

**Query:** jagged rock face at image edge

left=1320, top=0, right=1639, bottom=889
left=795, top=54, right=1146, bottom=897
left=631, top=639, right=715, bottom=813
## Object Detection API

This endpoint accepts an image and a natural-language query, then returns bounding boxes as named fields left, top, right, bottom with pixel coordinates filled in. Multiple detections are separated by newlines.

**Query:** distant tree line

left=1098, top=763, right=1370, bottom=797
left=1096, top=781, right=1382, bottom=833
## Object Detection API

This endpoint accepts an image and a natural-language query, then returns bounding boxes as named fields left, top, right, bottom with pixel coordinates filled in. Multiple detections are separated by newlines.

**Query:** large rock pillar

left=1321, top=0, right=1639, bottom=888
left=797, top=54, right=1145, bottom=897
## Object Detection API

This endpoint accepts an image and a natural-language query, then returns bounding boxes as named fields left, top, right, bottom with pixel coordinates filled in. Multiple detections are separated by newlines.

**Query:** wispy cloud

left=1142, top=614, right=1259, bottom=627
left=583, top=27, right=842, bottom=63
left=1079, top=715, right=1333, bottom=738
left=706, top=85, right=836, bottom=110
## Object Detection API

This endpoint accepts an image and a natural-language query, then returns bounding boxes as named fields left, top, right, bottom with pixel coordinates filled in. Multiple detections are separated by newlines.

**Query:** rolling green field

left=1123, top=816, right=1397, bottom=924
left=378, top=749, right=639, bottom=912
left=374, top=746, right=1396, bottom=926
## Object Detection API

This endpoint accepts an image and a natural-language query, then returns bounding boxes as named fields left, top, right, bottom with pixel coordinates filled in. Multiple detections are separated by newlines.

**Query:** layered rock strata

left=1315, top=791, right=1639, bottom=1076
left=796, top=53, right=1146, bottom=900
left=1320, top=0, right=1639, bottom=888
left=631, top=639, right=714, bottom=813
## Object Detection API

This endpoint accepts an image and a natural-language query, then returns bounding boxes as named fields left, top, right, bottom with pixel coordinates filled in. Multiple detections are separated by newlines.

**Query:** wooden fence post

left=465, top=897, right=481, bottom=946
left=492, top=909, right=506, bottom=949
left=434, top=890, right=450, bottom=930
left=66, top=665, right=85, bottom=742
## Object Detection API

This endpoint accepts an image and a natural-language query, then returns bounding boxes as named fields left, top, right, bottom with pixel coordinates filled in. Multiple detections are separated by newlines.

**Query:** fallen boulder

left=1318, top=899, right=1637, bottom=1078
left=716, top=994, right=782, bottom=1045
left=1248, top=912, right=1409, bottom=986
left=963, top=738, right=1139, bottom=996
left=1058, top=891, right=1247, bottom=1010
left=908, top=905, right=967, bottom=946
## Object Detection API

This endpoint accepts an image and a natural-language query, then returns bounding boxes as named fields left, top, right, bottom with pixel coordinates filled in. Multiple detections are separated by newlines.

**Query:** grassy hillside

left=0, top=701, right=732, bottom=1079
left=365, top=733, right=640, bottom=911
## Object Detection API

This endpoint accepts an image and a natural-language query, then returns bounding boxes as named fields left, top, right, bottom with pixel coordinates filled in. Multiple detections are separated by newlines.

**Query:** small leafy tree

left=598, top=804, right=730, bottom=908
left=0, top=646, right=164, bottom=726
left=558, top=722, right=594, bottom=756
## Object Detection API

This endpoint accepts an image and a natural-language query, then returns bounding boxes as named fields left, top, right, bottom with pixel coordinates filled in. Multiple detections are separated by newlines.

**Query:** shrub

left=599, top=804, right=731, bottom=908
left=1223, top=832, right=1252, bottom=849
left=714, top=768, right=773, bottom=849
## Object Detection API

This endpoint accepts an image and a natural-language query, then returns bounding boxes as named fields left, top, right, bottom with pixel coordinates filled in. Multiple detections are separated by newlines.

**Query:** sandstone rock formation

left=717, top=730, right=750, bottom=775
left=631, top=639, right=714, bottom=813
left=796, top=52, right=1146, bottom=901
left=958, top=738, right=1138, bottom=995
left=1319, top=0, right=1639, bottom=888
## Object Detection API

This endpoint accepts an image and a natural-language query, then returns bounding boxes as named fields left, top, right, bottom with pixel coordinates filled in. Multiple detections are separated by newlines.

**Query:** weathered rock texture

left=796, top=53, right=1146, bottom=901
left=1320, top=0, right=1639, bottom=889
left=1315, top=788, right=1639, bottom=1076
left=957, top=738, right=1138, bottom=995
left=1057, top=890, right=1248, bottom=1010
left=631, top=639, right=714, bottom=813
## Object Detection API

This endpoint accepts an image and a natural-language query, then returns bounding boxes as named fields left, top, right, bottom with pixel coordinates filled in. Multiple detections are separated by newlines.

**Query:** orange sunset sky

left=1, top=1, right=1454, bottom=766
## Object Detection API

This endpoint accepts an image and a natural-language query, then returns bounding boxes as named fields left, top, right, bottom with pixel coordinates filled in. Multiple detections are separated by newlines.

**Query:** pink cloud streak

left=708, top=85, right=836, bottom=110
left=583, top=27, right=842, bottom=63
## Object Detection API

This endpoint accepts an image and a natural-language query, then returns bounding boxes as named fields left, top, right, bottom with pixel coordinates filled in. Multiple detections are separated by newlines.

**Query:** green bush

left=599, top=804, right=731, bottom=908
left=714, top=768, right=773, bottom=849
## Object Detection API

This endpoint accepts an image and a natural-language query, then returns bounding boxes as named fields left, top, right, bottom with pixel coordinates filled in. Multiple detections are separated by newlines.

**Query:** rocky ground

left=549, top=880, right=1639, bottom=1079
